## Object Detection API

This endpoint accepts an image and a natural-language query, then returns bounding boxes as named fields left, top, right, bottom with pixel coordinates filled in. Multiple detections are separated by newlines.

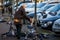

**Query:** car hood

left=27, top=12, right=41, bottom=18
left=41, top=16, right=60, bottom=22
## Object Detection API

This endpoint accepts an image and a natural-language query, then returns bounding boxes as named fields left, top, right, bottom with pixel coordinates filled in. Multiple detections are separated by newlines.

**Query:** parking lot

left=0, top=13, right=60, bottom=40
left=0, top=20, right=60, bottom=40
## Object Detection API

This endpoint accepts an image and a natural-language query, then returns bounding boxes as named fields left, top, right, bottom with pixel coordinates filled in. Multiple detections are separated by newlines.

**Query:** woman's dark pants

left=15, top=23, right=22, bottom=39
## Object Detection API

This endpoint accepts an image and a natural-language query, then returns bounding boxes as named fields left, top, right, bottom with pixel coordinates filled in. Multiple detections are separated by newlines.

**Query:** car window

left=40, top=4, right=54, bottom=11
left=44, top=5, right=54, bottom=10
left=26, top=3, right=35, bottom=8
left=50, top=4, right=60, bottom=12
left=37, top=3, right=46, bottom=8
left=46, top=6, right=54, bottom=11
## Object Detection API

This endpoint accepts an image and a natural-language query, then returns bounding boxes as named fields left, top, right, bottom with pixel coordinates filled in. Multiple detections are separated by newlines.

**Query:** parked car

left=52, top=19, right=60, bottom=34
left=45, top=4, right=60, bottom=18
left=27, top=4, right=55, bottom=19
left=38, top=4, right=55, bottom=12
left=36, top=3, right=60, bottom=19
left=14, top=2, right=46, bottom=12
left=14, top=3, right=35, bottom=11
left=25, top=2, right=46, bottom=13
left=39, top=11, right=60, bottom=30
left=52, top=11, right=60, bottom=34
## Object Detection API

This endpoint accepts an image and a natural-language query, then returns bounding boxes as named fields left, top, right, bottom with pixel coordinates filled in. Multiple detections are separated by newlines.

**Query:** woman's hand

left=30, top=18, right=35, bottom=26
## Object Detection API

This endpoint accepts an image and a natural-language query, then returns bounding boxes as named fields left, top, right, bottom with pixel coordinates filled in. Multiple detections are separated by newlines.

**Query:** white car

left=52, top=19, right=60, bottom=34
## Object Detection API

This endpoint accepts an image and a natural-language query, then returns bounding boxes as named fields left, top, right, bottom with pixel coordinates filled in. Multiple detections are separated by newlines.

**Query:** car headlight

left=44, top=24, right=47, bottom=27
left=47, top=21, right=52, bottom=25
left=45, top=11, right=50, bottom=14
left=41, top=23, right=47, bottom=27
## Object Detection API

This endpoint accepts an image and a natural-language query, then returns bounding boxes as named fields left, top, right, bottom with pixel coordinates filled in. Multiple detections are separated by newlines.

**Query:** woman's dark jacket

left=14, top=6, right=30, bottom=24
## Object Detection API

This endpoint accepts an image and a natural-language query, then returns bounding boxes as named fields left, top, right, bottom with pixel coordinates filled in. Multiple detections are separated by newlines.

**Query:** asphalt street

left=0, top=13, right=60, bottom=40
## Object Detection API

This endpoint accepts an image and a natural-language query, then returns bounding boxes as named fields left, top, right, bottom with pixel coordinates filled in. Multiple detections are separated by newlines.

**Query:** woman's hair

left=18, top=4, right=26, bottom=11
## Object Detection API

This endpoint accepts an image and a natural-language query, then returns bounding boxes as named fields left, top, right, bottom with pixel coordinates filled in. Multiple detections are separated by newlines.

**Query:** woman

left=14, top=4, right=31, bottom=39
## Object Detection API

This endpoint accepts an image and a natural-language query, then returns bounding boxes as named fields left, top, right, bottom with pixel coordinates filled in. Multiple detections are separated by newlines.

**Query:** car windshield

left=37, top=3, right=46, bottom=8
left=18, top=2, right=22, bottom=6
left=46, top=4, right=60, bottom=12
left=26, top=3, right=35, bottom=8
left=40, top=4, right=54, bottom=11
left=57, top=11, right=60, bottom=16
left=46, top=6, right=54, bottom=11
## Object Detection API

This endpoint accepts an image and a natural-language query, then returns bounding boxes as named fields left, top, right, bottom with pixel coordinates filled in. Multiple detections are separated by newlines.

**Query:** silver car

left=52, top=19, right=60, bottom=34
